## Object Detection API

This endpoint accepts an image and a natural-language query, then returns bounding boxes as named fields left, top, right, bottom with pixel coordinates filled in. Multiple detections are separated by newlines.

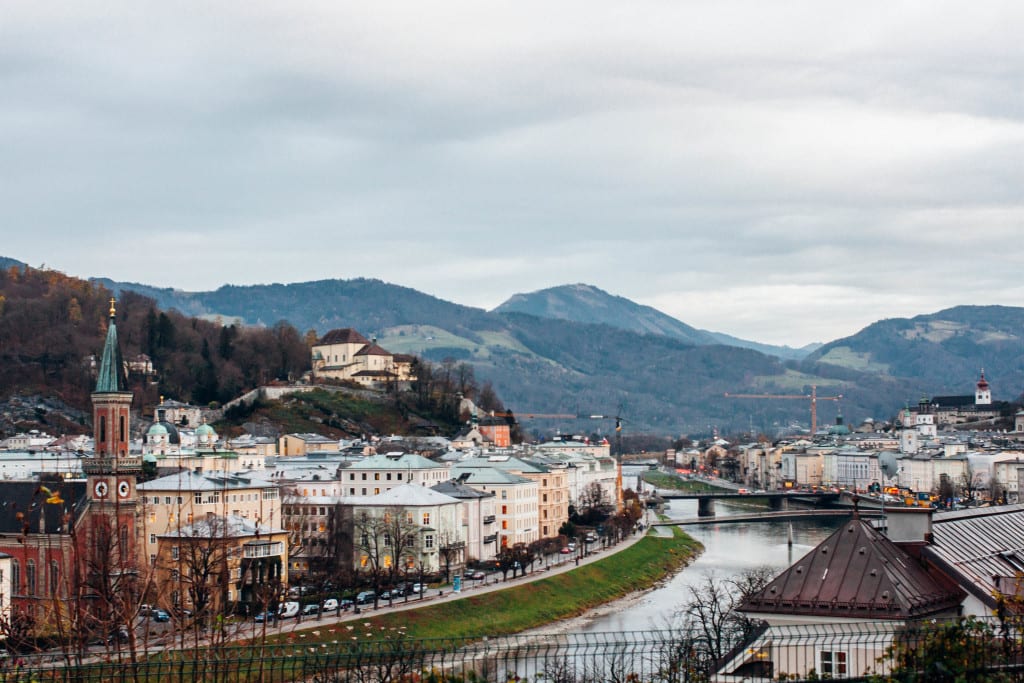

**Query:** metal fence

left=1, top=617, right=1023, bottom=682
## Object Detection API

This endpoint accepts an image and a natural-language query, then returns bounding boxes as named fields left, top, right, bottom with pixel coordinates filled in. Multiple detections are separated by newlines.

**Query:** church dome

left=196, top=423, right=215, bottom=436
left=147, top=423, right=168, bottom=437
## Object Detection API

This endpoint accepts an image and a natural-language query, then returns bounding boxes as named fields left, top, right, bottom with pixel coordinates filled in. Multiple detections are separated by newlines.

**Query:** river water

left=581, top=496, right=843, bottom=633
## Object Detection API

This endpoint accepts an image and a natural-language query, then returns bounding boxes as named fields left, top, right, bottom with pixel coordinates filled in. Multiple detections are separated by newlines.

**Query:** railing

left=243, top=541, right=284, bottom=558
left=2, top=617, right=1023, bottom=682
left=483, top=533, right=498, bottom=544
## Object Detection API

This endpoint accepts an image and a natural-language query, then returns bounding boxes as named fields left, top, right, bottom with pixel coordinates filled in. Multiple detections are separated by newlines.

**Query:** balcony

left=483, top=515, right=496, bottom=525
left=243, top=541, right=284, bottom=559
left=82, top=457, right=142, bottom=475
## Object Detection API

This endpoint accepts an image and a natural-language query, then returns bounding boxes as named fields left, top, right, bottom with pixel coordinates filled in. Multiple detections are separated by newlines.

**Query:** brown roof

left=741, top=518, right=964, bottom=620
left=317, top=328, right=369, bottom=345
left=354, top=342, right=390, bottom=357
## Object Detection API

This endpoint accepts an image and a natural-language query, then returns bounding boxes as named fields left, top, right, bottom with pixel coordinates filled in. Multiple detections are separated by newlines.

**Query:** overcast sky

left=4, top=2, right=1023, bottom=347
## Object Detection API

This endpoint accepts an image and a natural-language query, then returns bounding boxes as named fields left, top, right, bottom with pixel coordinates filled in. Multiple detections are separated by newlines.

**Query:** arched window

left=49, top=560, right=59, bottom=596
left=11, top=561, right=20, bottom=596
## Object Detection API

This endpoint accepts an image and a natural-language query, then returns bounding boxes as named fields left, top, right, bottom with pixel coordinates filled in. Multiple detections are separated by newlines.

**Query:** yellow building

left=138, top=471, right=282, bottom=570
left=154, top=514, right=288, bottom=617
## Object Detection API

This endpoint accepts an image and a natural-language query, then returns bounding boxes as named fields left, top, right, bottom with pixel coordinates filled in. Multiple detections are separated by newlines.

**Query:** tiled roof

left=742, top=517, right=964, bottom=620
left=317, top=329, right=369, bottom=346
left=432, top=479, right=495, bottom=499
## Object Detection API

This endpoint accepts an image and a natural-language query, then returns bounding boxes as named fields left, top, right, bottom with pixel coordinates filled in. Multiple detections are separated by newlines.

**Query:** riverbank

left=263, top=528, right=702, bottom=645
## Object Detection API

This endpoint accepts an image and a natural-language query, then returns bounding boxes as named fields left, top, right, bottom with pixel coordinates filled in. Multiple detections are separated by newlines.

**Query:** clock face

left=117, top=480, right=131, bottom=499
left=94, top=480, right=109, bottom=498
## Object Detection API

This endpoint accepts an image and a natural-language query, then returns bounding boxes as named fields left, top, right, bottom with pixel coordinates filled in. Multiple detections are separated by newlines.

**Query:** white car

left=278, top=601, right=300, bottom=619
left=322, top=598, right=339, bottom=612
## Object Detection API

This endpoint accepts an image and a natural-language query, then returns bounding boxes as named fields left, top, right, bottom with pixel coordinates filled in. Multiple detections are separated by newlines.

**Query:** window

left=501, top=490, right=507, bottom=500
left=194, top=492, right=202, bottom=505
left=26, top=560, right=35, bottom=596
left=150, top=534, right=156, bottom=544
left=386, top=473, right=392, bottom=480
left=501, top=505, right=507, bottom=515
left=49, top=560, right=58, bottom=596
left=422, top=512, right=431, bottom=526
left=361, top=473, right=367, bottom=481
left=502, top=520, right=508, bottom=530
left=374, top=473, right=380, bottom=481
left=424, top=535, right=434, bottom=549
left=820, top=651, right=847, bottom=677
left=11, top=561, right=19, bottom=596
left=398, top=473, right=403, bottom=480
left=172, top=546, right=179, bottom=560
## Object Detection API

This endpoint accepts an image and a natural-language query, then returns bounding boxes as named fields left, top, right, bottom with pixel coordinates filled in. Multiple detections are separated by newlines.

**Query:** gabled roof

left=354, top=342, right=391, bottom=357
left=742, top=517, right=964, bottom=620
left=432, top=479, right=496, bottom=499
left=352, top=483, right=460, bottom=507
left=317, top=328, right=370, bottom=346
left=449, top=466, right=533, bottom=486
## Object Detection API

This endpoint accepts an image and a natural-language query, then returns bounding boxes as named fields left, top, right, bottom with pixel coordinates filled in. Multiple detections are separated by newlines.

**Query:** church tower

left=83, top=299, right=141, bottom=576
left=975, top=369, right=992, bottom=406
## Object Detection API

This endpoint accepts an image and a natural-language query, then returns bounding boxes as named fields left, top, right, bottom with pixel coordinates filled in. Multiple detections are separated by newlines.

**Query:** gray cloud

left=3, top=2, right=1023, bottom=346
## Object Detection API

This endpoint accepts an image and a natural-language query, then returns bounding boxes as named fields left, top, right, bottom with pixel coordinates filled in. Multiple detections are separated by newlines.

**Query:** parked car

left=379, top=590, right=392, bottom=601
left=151, top=609, right=171, bottom=622
left=356, top=590, right=376, bottom=605
left=278, top=601, right=300, bottom=619
left=302, top=603, right=320, bottom=616
left=410, top=583, right=424, bottom=594
left=559, top=547, right=571, bottom=554
left=322, top=598, right=339, bottom=612
left=469, top=570, right=486, bottom=580
left=339, top=598, right=354, bottom=610
left=737, top=488, right=750, bottom=495
left=254, top=610, right=276, bottom=623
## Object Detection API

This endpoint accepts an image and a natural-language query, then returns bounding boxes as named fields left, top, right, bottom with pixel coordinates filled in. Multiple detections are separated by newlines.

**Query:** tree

left=166, top=516, right=233, bottom=634
left=669, top=567, right=775, bottom=669
left=437, top=532, right=465, bottom=584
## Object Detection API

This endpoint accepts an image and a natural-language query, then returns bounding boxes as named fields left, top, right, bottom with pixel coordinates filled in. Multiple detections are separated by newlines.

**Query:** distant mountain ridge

left=493, top=283, right=818, bottom=360
left=5, top=256, right=1020, bottom=436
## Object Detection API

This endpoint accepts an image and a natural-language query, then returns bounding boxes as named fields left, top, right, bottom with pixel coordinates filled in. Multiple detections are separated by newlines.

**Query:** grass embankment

left=644, top=471, right=727, bottom=493
left=273, top=528, right=701, bottom=643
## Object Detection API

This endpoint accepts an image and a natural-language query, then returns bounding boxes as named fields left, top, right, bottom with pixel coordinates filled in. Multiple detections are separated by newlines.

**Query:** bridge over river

left=653, top=488, right=841, bottom=517
left=652, top=508, right=883, bottom=526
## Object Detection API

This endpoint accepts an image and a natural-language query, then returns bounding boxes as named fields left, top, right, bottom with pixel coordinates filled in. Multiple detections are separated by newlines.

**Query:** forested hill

left=807, top=306, right=1024, bottom=399
left=0, top=266, right=309, bottom=420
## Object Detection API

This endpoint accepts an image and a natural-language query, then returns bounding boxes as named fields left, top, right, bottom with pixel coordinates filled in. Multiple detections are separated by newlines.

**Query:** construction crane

left=487, top=411, right=578, bottom=420
left=587, top=410, right=627, bottom=511
left=723, top=385, right=842, bottom=435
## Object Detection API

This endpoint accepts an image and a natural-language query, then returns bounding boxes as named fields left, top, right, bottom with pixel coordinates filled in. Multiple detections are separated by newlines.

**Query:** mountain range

left=5, top=256, right=1020, bottom=437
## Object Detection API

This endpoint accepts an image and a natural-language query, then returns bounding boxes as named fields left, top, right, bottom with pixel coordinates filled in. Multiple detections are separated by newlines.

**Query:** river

left=582, top=496, right=843, bottom=632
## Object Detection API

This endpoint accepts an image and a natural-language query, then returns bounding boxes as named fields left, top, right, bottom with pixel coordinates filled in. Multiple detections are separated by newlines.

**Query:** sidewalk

left=241, top=529, right=651, bottom=640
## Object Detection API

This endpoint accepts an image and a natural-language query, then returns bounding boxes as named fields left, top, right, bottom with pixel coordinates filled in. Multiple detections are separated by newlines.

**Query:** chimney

left=885, top=506, right=934, bottom=544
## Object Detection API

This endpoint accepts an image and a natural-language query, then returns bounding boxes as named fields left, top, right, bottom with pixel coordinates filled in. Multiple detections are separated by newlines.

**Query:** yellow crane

left=724, top=385, right=842, bottom=435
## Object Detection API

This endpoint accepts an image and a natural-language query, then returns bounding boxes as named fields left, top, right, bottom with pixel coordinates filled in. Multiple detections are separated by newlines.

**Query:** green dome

left=196, top=423, right=216, bottom=436
left=148, top=423, right=169, bottom=436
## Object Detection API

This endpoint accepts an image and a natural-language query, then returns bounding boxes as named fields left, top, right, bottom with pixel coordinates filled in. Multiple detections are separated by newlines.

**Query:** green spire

left=95, top=298, right=126, bottom=393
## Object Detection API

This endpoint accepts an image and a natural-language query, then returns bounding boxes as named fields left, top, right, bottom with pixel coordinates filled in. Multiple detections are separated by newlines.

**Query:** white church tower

left=975, top=370, right=992, bottom=406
